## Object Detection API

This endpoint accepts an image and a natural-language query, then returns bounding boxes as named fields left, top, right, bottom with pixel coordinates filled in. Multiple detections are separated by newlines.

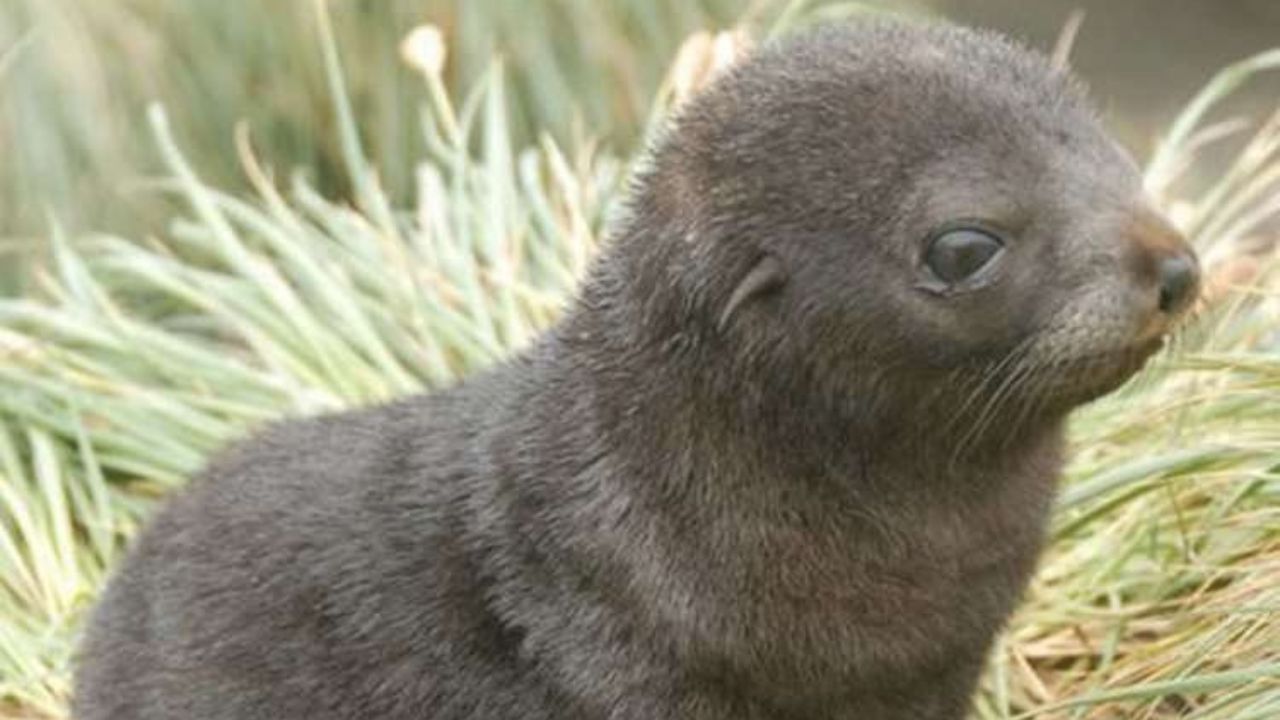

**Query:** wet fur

left=77, top=19, right=1163, bottom=720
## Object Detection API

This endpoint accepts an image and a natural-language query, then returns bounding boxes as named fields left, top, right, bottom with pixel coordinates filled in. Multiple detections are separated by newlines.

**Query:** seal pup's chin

left=1038, top=335, right=1169, bottom=406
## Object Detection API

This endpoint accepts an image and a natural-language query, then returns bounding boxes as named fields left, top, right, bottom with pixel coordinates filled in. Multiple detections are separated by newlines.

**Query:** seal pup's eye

left=923, top=227, right=1004, bottom=285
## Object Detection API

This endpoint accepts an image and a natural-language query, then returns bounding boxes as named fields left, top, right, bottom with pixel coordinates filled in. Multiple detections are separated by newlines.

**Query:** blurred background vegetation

left=0, top=1, right=1277, bottom=718
left=0, top=0, right=812, bottom=292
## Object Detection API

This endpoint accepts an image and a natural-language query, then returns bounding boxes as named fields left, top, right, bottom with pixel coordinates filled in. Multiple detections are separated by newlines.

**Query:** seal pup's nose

left=1156, top=251, right=1199, bottom=315
left=1126, top=209, right=1201, bottom=322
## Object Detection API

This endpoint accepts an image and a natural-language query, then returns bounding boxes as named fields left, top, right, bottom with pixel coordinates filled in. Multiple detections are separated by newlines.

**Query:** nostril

left=1157, top=253, right=1199, bottom=314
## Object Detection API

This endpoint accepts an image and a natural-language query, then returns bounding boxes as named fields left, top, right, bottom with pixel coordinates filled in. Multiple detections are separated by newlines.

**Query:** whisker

left=944, top=334, right=1038, bottom=437
left=1004, top=358, right=1057, bottom=452
left=948, top=343, right=1038, bottom=470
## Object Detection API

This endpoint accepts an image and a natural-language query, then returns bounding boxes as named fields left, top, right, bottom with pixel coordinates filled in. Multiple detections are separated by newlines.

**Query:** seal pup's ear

left=718, top=254, right=787, bottom=331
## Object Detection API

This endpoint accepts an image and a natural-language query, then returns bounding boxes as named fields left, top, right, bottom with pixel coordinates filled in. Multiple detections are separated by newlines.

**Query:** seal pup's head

left=592, top=19, right=1199, bottom=436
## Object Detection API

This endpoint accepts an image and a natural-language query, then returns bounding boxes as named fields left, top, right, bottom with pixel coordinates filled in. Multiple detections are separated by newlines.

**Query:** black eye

left=924, top=227, right=1004, bottom=284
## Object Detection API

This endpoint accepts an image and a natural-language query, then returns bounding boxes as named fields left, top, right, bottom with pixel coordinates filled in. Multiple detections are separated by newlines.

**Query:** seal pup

left=75, top=19, right=1199, bottom=720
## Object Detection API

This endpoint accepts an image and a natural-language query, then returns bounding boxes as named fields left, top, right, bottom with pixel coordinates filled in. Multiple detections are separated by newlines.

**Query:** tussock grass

left=0, top=3, right=1277, bottom=718
left=0, top=0, right=871, bottom=251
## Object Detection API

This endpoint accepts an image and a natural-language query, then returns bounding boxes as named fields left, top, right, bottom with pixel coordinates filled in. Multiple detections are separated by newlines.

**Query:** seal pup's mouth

left=938, top=333, right=1168, bottom=450
left=1035, top=335, right=1168, bottom=404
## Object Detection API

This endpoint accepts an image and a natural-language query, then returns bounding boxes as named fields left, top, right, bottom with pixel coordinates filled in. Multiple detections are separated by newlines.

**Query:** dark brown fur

left=75, top=19, right=1198, bottom=719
